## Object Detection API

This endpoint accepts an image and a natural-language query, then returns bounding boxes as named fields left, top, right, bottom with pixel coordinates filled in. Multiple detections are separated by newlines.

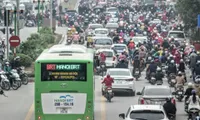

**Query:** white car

left=102, top=68, right=136, bottom=96
left=111, top=44, right=129, bottom=55
left=132, top=36, right=148, bottom=46
left=94, top=28, right=109, bottom=37
left=119, top=105, right=169, bottom=120
left=95, top=49, right=118, bottom=68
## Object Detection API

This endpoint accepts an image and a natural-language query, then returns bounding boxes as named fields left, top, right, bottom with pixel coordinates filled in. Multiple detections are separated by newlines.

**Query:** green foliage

left=176, top=0, right=200, bottom=36
left=18, top=27, right=55, bottom=60
left=9, top=54, right=33, bottom=67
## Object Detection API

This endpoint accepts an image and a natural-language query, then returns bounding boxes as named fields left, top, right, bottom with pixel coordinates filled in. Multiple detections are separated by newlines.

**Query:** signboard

left=9, top=35, right=20, bottom=47
left=41, top=63, right=87, bottom=81
left=198, top=15, right=200, bottom=28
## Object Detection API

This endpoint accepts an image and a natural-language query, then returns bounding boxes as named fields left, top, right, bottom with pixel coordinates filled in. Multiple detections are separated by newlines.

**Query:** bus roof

left=36, top=52, right=93, bottom=62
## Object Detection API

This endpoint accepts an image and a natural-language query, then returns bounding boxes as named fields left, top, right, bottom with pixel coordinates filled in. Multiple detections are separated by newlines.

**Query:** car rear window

left=95, top=30, right=108, bottom=34
left=168, top=32, right=185, bottom=38
left=130, top=110, right=164, bottom=120
left=144, top=88, right=171, bottom=96
left=109, top=70, right=130, bottom=76
left=89, top=25, right=103, bottom=29
left=114, top=46, right=126, bottom=50
left=94, top=39, right=112, bottom=45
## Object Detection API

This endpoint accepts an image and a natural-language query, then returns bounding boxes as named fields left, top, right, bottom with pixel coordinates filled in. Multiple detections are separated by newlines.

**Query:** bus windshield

left=41, top=63, right=87, bottom=81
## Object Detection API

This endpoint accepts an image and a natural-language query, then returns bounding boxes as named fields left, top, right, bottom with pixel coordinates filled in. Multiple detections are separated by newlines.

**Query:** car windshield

left=102, top=51, right=113, bottom=57
left=168, top=32, right=185, bottom=38
left=106, top=24, right=118, bottom=29
left=130, top=110, right=164, bottom=120
left=94, top=39, right=112, bottom=45
left=89, top=25, right=103, bottom=29
left=144, top=88, right=171, bottom=96
left=95, top=30, right=108, bottom=34
left=114, top=46, right=126, bottom=50
left=109, top=70, right=130, bottom=76
left=107, top=8, right=118, bottom=12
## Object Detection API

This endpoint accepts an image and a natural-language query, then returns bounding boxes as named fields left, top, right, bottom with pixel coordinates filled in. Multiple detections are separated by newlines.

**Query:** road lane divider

left=101, top=96, right=106, bottom=120
left=25, top=102, right=34, bottom=120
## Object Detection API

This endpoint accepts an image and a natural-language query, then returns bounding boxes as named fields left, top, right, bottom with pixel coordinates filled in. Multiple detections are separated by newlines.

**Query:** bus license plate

left=60, top=108, right=68, bottom=113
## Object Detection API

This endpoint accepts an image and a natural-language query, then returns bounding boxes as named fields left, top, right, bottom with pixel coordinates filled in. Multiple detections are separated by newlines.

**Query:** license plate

left=178, top=92, right=182, bottom=94
left=108, top=90, right=112, bottom=92
left=154, top=101, right=161, bottom=104
left=135, top=71, right=139, bottom=74
left=60, top=108, right=68, bottom=113
left=117, top=81, right=122, bottom=84
left=67, top=40, right=71, bottom=42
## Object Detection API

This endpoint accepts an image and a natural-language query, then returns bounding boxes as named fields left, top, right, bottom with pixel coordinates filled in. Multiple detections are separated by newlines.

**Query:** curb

left=58, top=34, right=66, bottom=44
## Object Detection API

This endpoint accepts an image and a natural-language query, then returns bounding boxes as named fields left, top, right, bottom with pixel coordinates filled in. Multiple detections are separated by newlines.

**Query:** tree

left=176, top=0, right=200, bottom=38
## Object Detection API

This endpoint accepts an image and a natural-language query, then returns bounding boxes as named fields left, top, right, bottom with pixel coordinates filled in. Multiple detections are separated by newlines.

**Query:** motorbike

left=66, top=39, right=72, bottom=45
left=156, top=80, right=163, bottom=85
left=134, top=68, right=140, bottom=81
left=150, top=72, right=156, bottom=85
left=104, top=87, right=114, bottom=102
left=96, top=62, right=106, bottom=76
left=188, top=108, right=200, bottom=120
left=175, top=85, right=184, bottom=102
left=0, top=71, right=10, bottom=90
left=25, top=20, right=35, bottom=27
left=168, top=113, right=176, bottom=120
left=17, top=67, right=28, bottom=85
left=168, top=73, right=176, bottom=87
left=195, top=75, right=200, bottom=84
left=7, top=69, right=21, bottom=90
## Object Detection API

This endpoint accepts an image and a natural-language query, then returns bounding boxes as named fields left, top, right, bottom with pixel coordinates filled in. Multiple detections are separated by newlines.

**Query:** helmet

left=188, top=82, right=193, bottom=88
left=197, top=60, right=200, bottom=64
left=170, top=60, right=175, bottom=64
left=5, top=62, right=9, bottom=65
left=157, top=67, right=161, bottom=71
left=192, top=89, right=196, bottom=94
left=75, top=32, right=78, bottom=34
left=180, top=59, right=183, bottom=62
left=166, top=98, right=171, bottom=102
left=178, top=71, right=182, bottom=75
left=147, top=56, right=152, bottom=60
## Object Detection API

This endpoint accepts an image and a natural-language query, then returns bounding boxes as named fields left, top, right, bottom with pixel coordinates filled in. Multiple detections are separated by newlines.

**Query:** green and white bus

left=35, top=51, right=94, bottom=120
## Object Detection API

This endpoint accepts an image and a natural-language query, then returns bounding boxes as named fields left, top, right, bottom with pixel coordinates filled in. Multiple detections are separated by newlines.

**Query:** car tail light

left=140, top=98, right=144, bottom=104
left=113, top=56, right=115, bottom=61
left=126, top=78, right=134, bottom=81
left=171, top=98, right=176, bottom=104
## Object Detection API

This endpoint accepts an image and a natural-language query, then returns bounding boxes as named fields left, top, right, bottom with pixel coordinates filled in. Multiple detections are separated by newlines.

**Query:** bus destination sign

left=41, top=63, right=87, bottom=81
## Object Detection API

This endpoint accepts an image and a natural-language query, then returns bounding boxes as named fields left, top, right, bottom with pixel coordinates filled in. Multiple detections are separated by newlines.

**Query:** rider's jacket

left=72, top=34, right=80, bottom=41
left=102, top=76, right=114, bottom=87
left=176, top=76, right=185, bottom=85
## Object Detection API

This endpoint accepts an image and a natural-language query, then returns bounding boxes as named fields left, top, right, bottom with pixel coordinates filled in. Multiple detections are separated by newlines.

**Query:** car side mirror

left=119, top=113, right=125, bottom=119
left=172, top=92, right=176, bottom=95
left=137, top=92, right=142, bottom=95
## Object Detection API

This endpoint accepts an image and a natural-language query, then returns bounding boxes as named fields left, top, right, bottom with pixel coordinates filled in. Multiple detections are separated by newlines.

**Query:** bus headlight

left=38, top=116, right=41, bottom=120
left=86, top=116, right=90, bottom=120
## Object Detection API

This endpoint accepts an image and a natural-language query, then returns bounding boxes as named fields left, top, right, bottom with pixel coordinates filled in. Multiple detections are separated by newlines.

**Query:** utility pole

left=16, top=0, right=19, bottom=36
left=50, top=0, right=52, bottom=31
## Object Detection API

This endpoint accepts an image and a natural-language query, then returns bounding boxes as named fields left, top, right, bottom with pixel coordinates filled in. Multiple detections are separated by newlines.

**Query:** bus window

left=41, top=63, right=87, bottom=81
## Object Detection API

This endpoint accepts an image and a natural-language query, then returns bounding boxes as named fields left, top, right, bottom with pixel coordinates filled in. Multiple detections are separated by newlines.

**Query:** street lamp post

left=5, top=3, right=13, bottom=60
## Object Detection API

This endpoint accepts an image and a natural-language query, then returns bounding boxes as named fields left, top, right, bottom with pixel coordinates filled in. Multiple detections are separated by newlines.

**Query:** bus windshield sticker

left=41, top=63, right=87, bottom=81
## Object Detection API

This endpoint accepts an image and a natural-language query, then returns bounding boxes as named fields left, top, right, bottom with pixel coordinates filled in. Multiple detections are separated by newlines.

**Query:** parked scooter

left=17, top=67, right=28, bottom=85
left=188, top=108, right=200, bottom=120
left=0, top=71, right=10, bottom=90
left=6, top=69, right=21, bottom=90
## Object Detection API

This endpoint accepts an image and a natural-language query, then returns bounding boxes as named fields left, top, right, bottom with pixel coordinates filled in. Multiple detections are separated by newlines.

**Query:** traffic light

left=9, top=28, right=14, bottom=34
left=4, top=10, right=10, bottom=26
left=0, top=28, right=5, bottom=34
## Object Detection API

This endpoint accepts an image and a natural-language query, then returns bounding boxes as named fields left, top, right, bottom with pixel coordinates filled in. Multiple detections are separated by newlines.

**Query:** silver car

left=96, top=49, right=117, bottom=68
left=102, top=68, right=136, bottom=96
left=167, top=30, right=187, bottom=46
left=93, top=36, right=113, bottom=50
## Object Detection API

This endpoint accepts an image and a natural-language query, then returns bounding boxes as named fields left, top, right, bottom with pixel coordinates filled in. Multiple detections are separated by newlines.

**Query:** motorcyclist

left=187, top=90, right=200, bottom=119
left=99, top=51, right=106, bottom=64
left=175, top=71, right=185, bottom=91
left=72, top=32, right=80, bottom=43
left=163, top=98, right=177, bottom=119
left=167, top=60, right=177, bottom=76
left=147, top=60, right=157, bottom=79
left=11, top=56, right=21, bottom=69
left=116, top=59, right=128, bottom=68
left=155, top=67, right=164, bottom=82
left=185, top=82, right=194, bottom=102
left=190, top=51, right=197, bottom=76
left=4, top=62, right=11, bottom=73
left=179, top=59, right=186, bottom=82
left=102, top=73, right=114, bottom=95
left=132, top=55, right=140, bottom=76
